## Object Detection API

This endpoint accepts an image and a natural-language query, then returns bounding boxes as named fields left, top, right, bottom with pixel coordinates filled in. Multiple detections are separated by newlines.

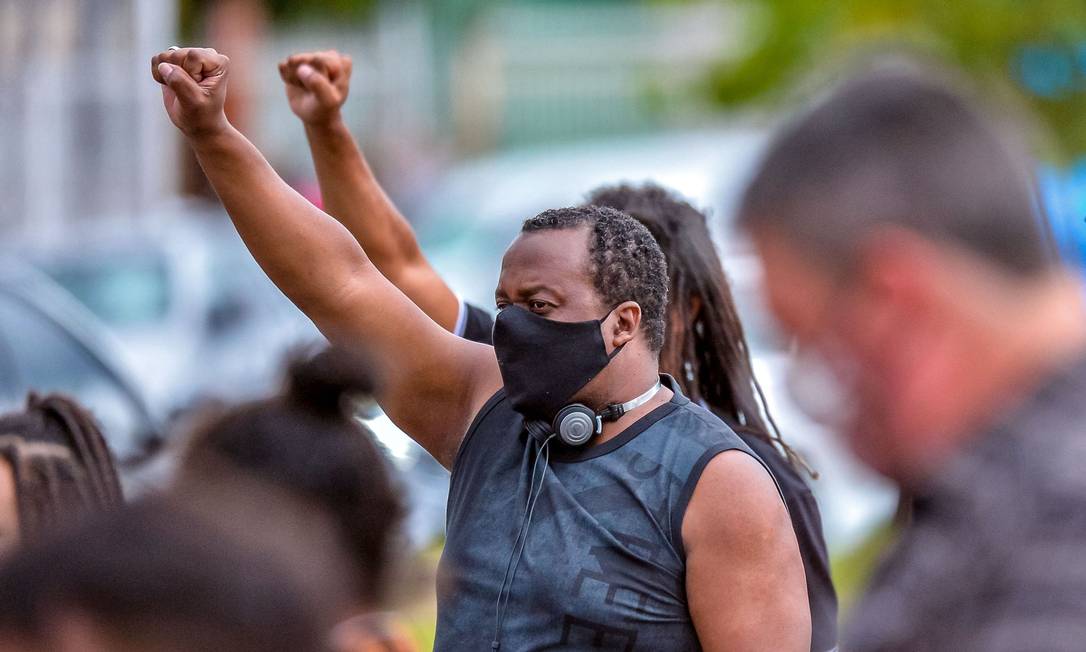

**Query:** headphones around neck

left=552, top=404, right=601, bottom=447
left=550, top=379, right=663, bottom=447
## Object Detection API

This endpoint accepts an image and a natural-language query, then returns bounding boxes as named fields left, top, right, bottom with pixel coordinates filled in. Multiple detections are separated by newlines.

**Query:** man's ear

left=857, top=226, right=942, bottom=323
left=607, top=301, right=642, bottom=350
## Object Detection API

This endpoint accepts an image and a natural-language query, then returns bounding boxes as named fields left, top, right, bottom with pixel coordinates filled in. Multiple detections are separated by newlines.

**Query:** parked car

left=410, top=127, right=898, bottom=551
left=0, top=260, right=160, bottom=470
left=17, top=206, right=320, bottom=419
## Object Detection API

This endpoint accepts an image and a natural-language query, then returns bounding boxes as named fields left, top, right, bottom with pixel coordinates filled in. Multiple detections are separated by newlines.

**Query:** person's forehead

left=499, top=228, right=593, bottom=291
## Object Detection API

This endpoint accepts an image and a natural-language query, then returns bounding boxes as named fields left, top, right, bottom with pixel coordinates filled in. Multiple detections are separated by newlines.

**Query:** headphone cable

left=491, top=432, right=556, bottom=649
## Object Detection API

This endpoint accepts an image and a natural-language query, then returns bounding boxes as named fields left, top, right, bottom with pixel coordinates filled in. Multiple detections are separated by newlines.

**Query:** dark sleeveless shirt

left=453, top=303, right=836, bottom=650
left=436, top=375, right=774, bottom=651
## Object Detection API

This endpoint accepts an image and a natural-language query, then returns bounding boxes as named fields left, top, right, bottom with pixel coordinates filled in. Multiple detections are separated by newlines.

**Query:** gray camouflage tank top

left=436, top=375, right=769, bottom=651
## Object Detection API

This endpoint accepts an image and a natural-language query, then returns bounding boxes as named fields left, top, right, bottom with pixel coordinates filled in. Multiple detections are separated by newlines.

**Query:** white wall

left=0, top=0, right=178, bottom=241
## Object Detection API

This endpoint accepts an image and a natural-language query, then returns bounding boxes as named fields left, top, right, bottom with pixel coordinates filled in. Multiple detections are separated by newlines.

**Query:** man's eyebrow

left=519, top=283, right=562, bottom=298
left=494, top=282, right=563, bottom=303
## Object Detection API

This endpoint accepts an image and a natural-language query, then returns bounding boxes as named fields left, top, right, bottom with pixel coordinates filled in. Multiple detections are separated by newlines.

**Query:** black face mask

left=492, top=304, right=622, bottom=421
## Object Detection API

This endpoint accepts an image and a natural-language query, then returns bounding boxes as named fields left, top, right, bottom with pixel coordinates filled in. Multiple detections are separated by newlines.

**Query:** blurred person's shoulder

left=897, top=353, right=1086, bottom=576
left=948, top=354, right=1086, bottom=520
left=847, top=355, right=1086, bottom=650
left=982, top=354, right=1086, bottom=564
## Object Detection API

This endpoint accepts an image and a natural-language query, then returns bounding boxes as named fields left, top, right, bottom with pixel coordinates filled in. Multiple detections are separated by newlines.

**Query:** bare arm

left=279, top=51, right=461, bottom=331
left=683, top=451, right=811, bottom=651
left=151, top=48, right=500, bottom=467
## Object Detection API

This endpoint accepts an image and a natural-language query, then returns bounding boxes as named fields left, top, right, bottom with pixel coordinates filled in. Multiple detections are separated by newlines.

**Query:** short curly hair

left=521, top=206, right=668, bottom=351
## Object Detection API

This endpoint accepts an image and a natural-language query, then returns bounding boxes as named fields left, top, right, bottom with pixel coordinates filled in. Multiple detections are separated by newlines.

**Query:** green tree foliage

left=263, top=0, right=378, bottom=24
left=179, top=0, right=379, bottom=38
left=705, top=0, right=1086, bottom=159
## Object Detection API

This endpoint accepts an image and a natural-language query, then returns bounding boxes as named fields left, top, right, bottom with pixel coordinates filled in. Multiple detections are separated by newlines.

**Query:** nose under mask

left=492, top=304, right=622, bottom=422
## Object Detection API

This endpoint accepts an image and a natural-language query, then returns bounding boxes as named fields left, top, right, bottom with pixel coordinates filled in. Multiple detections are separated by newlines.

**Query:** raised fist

left=278, top=50, right=352, bottom=125
left=151, top=47, right=230, bottom=138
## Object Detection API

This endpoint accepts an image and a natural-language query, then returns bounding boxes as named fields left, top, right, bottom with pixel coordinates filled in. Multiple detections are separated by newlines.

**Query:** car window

left=46, top=256, right=171, bottom=328
left=0, top=293, right=150, bottom=460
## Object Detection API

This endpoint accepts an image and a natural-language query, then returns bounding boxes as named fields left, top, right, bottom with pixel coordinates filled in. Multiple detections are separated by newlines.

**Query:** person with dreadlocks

left=586, top=183, right=837, bottom=651
left=0, top=393, right=123, bottom=555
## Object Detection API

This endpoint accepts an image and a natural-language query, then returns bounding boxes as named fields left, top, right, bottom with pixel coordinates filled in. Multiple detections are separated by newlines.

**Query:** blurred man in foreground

left=0, top=498, right=329, bottom=652
left=149, top=47, right=809, bottom=651
left=739, top=64, right=1086, bottom=651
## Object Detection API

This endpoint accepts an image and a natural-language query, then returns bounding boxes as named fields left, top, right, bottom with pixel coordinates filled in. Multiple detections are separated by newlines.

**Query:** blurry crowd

left=1, top=28, right=1086, bottom=652
left=0, top=346, right=414, bottom=652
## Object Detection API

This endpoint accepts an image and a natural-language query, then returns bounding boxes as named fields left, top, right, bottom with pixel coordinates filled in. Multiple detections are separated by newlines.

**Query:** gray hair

left=738, top=63, right=1053, bottom=277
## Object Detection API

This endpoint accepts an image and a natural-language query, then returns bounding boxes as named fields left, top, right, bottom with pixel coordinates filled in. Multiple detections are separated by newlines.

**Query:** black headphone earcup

left=552, top=404, right=600, bottom=447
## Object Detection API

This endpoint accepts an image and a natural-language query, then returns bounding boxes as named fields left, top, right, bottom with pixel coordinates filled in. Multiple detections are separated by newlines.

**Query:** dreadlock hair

left=0, top=393, right=123, bottom=542
left=585, top=183, right=813, bottom=476
left=179, top=345, right=405, bottom=609
left=521, top=205, right=669, bottom=351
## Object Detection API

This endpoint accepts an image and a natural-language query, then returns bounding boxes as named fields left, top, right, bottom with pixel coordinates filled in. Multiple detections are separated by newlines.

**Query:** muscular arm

left=280, top=52, right=461, bottom=331
left=152, top=48, right=499, bottom=467
left=683, top=451, right=811, bottom=651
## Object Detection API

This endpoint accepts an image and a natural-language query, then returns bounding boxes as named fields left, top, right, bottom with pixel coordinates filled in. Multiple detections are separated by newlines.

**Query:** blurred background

left=3, top=0, right=1086, bottom=645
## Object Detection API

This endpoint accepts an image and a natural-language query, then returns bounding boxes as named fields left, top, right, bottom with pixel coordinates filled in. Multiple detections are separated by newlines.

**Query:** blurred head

left=0, top=499, right=325, bottom=652
left=495, top=206, right=668, bottom=413
left=585, top=183, right=805, bottom=470
left=0, top=394, right=122, bottom=554
left=179, top=345, right=405, bottom=612
left=739, top=63, right=1075, bottom=482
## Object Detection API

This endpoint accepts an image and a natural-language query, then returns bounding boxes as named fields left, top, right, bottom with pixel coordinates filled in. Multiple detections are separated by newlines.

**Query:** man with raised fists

left=150, top=47, right=810, bottom=652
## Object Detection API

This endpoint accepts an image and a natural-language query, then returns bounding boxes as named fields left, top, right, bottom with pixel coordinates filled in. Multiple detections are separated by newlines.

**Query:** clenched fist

left=278, top=50, right=352, bottom=126
left=151, top=47, right=230, bottom=138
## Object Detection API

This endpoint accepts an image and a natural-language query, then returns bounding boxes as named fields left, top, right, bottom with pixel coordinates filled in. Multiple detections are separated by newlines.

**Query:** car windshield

left=46, top=257, right=171, bottom=327
left=0, top=292, right=151, bottom=460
